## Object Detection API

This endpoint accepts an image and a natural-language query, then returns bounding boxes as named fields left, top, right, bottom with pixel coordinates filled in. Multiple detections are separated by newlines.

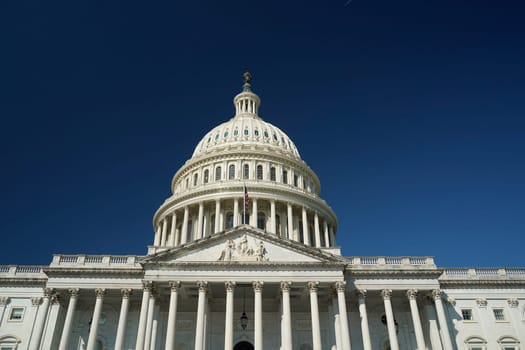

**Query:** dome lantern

left=234, top=70, right=261, bottom=117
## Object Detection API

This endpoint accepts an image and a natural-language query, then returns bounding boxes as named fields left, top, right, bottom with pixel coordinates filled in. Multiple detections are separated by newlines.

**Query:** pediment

left=142, top=226, right=345, bottom=266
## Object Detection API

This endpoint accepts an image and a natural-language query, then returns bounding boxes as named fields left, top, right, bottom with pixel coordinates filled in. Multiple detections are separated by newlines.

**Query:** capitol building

left=1, top=73, right=524, bottom=350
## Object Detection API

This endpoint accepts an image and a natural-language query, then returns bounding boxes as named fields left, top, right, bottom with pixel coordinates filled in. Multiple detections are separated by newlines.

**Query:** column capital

left=143, top=280, right=154, bottom=292
left=406, top=289, right=418, bottom=300
left=68, top=288, right=80, bottom=297
left=431, top=289, right=442, bottom=301
left=381, top=289, right=392, bottom=300
left=197, top=281, right=208, bottom=292
left=225, top=281, right=236, bottom=292
left=121, top=288, right=133, bottom=298
left=95, top=288, right=106, bottom=298
left=253, top=281, right=264, bottom=292
left=0, top=297, right=10, bottom=306
left=51, top=293, right=61, bottom=305
left=280, top=281, right=291, bottom=292
left=169, top=281, right=181, bottom=291
left=507, top=298, right=519, bottom=308
left=307, top=281, right=319, bottom=293
left=356, top=289, right=367, bottom=300
left=43, top=287, right=55, bottom=298
left=334, top=281, right=346, bottom=293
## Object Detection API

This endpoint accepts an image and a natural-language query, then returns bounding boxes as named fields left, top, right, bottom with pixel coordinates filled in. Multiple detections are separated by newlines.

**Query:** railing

left=347, top=256, right=435, bottom=266
left=0, top=265, right=45, bottom=276
left=51, top=254, right=140, bottom=267
left=443, top=268, right=525, bottom=278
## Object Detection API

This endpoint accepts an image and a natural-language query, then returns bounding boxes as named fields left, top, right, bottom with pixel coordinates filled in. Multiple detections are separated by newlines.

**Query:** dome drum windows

left=228, top=164, right=236, bottom=180
left=215, top=166, right=222, bottom=181
left=243, top=164, right=250, bottom=179
left=204, top=169, right=209, bottom=184
left=256, top=165, right=263, bottom=180
left=193, top=173, right=198, bottom=186
left=270, top=166, right=276, bottom=181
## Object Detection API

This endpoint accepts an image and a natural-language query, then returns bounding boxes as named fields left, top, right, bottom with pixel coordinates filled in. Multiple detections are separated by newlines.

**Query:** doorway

left=233, top=341, right=254, bottom=350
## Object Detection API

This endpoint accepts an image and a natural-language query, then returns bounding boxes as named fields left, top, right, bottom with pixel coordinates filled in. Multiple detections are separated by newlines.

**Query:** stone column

left=270, top=200, right=276, bottom=234
left=161, top=217, right=168, bottom=246
left=324, top=221, right=330, bottom=247
left=197, top=202, right=204, bottom=239
left=308, top=282, right=322, bottom=350
left=432, top=289, right=454, bottom=350
left=114, top=289, right=132, bottom=350
left=0, top=297, right=10, bottom=324
left=287, top=203, right=293, bottom=240
left=381, top=289, right=399, bottom=350
left=406, top=290, right=425, bottom=350
left=150, top=304, right=160, bottom=350
left=169, top=212, right=177, bottom=246
left=335, top=282, right=351, bottom=350
left=253, top=281, right=264, bottom=350
left=224, top=281, right=235, bottom=350
left=135, top=282, right=153, bottom=350
left=86, top=288, right=106, bottom=350
left=356, top=290, right=372, bottom=350
left=331, top=296, right=342, bottom=350
left=302, top=207, right=310, bottom=245
left=154, top=225, right=161, bottom=246
left=314, top=213, right=321, bottom=247
left=251, top=198, right=258, bottom=227
left=214, top=200, right=221, bottom=233
left=58, top=288, right=80, bottom=350
left=181, top=206, right=189, bottom=244
left=233, top=198, right=239, bottom=226
left=166, top=282, right=181, bottom=350
left=144, top=292, right=156, bottom=350
left=194, top=281, right=208, bottom=350
left=29, top=288, right=53, bottom=350
left=281, top=282, right=293, bottom=350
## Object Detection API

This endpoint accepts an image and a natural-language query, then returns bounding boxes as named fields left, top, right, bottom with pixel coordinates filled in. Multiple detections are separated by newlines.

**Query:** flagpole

left=242, top=159, right=245, bottom=225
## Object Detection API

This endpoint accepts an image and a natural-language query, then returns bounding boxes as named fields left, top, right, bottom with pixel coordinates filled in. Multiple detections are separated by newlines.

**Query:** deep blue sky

left=1, top=0, right=524, bottom=267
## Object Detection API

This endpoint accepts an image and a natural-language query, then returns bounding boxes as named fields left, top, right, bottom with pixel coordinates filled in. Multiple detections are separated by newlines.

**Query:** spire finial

left=242, top=69, right=252, bottom=92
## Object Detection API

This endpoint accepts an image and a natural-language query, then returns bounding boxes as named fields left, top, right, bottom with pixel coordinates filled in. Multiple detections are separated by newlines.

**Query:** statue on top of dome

left=243, top=69, right=252, bottom=92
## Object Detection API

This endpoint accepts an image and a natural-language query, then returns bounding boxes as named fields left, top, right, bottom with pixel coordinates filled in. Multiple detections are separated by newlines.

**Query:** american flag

left=244, top=185, right=250, bottom=212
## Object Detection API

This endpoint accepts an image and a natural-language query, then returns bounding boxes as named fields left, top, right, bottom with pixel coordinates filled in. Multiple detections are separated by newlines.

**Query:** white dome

left=191, top=114, right=301, bottom=159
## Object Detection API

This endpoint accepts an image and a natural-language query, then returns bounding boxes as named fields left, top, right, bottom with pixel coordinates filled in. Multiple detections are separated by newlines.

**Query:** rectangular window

left=493, top=308, right=506, bottom=321
left=461, top=309, right=473, bottom=321
left=9, top=307, right=24, bottom=321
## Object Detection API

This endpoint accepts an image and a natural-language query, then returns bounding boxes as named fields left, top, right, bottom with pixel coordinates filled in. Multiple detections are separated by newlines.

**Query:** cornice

left=147, top=261, right=346, bottom=271
left=439, top=279, right=525, bottom=287
left=43, top=267, right=143, bottom=276
left=0, top=278, right=47, bottom=286
left=347, top=269, right=443, bottom=277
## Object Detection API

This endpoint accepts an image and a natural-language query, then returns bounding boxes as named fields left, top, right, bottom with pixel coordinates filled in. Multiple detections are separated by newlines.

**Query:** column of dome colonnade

left=152, top=197, right=336, bottom=248
left=44, top=284, right=454, bottom=350
left=151, top=72, right=337, bottom=251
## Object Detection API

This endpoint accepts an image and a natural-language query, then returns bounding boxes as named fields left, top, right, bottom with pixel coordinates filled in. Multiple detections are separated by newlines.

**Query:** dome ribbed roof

left=191, top=115, right=300, bottom=159
left=191, top=76, right=300, bottom=159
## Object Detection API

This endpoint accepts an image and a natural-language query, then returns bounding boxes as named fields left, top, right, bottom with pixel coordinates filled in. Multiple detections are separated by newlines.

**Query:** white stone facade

left=1, top=74, right=524, bottom=350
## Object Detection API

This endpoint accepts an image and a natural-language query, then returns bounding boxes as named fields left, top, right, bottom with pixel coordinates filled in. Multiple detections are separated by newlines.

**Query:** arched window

left=229, top=164, right=235, bottom=180
left=204, top=169, right=209, bottom=184
left=257, top=212, right=266, bottom=230
left=243, top=164, right=250, bottom=179
left=498, top=336, right=520, bottom=350
left=193, top=173, right=198, bottom=186
left=226, top=212, right=234, bottom=229
left=257, top=165, right=263, bottom=180
left=283, top=169, right=288, bottom=184
left=215, top=166, right=222, bottom=181
left=270, top=167, right=276, bottom=181
left=465, top=336, right=487, bottom=350
left=294, top=174, right=298, bottom=187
